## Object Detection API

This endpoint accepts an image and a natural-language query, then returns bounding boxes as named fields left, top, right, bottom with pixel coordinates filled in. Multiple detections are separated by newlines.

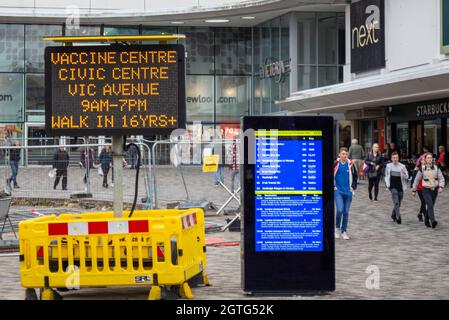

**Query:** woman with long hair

left=365, top=143, right=384, bottom=201
left=412, top=153, right=445, bottom=228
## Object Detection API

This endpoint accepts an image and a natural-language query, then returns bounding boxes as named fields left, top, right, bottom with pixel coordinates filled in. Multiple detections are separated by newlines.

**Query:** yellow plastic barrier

left=19, top=209, right=210, bottom=300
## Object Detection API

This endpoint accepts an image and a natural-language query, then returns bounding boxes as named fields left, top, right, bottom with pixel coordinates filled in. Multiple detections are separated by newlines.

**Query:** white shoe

left=335, top=229, right=341, bottom=239
left=111, top=183, right=114, bottom=187
left=341, top=232, right=350, bottom=240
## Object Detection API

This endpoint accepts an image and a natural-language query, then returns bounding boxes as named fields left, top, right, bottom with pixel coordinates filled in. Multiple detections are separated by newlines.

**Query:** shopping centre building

left=0, top=0, right=448, bottom=163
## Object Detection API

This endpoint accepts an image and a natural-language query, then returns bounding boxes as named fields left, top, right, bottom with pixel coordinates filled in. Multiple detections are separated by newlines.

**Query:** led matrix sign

left=45, top=44, right=186, bottom=136
left=242, top=116, right=335, bottom=293
left=254, top=130, right=323, bottom=252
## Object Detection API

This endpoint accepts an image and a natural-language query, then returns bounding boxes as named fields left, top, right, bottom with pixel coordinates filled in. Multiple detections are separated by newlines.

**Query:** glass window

left=65, top=25, right=101, bottom=36
left=362, top=120, right=373, bottom=150
left=26, top=74, right=45, bottom=122
left=424, top=120, right=442, bottom=154
left=215, top=28, right=252, bottom=75
left=338, top=13, right=346, bottom=65
left=186, top=75, right=214, bottom=122
left=280, top=14, right=290, bottom=61
left=396, top=123, right=409, bottom=158
left=253, top=76, right=261, bottom=115
left=261, top=77, right=271, bottom=114
left=298, top=65, right=317, bottom=91
left=142, top=26, right=178, bottom=44
left=0, top=24, right=24, bottom=72
left=297, top=12, right=317, bottom=65
left=0, top=74, right=23, bottom=122
left=103, top=26, right=139, bottom=36
left=25, top=25, right=62, bottom=72
left=318, top=66, right=338, bottom=87
left=317, top=13, right=337, bottom=65
left=253, top=27, right=261, bottom=74
left=179, top=27, right=214, bottom=75
left=338, top=120, right=352, bottom=149
left=215, top=76, right=250, bottom=122
left=270, top=19, right=280, bottom=61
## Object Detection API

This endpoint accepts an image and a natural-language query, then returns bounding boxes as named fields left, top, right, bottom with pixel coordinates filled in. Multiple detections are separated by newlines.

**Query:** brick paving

left=1, top=169, right=449, bottom=300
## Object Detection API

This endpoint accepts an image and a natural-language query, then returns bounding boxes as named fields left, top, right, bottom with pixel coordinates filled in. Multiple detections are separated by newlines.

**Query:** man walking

left=348, top=138, right=365, bottom=180
left=53, top=144, right=69, bottom=190
left=385, top=152, right=408, bottom=224
left=7, top=140, right=21, bottom=189
left=334, top=147, right=358, bottom=240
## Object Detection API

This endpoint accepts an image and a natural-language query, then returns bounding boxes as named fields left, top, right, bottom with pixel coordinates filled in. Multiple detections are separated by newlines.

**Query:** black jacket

left=365, top=152, right=384, bottom=173
left=9, top=148, right=20, bottom=161
left=53, top=150, right=69, bottom=170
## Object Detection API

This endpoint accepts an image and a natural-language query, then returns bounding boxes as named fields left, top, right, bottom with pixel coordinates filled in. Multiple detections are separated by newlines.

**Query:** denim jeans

left=9, top=160, right=19, bottom=184
left=335, top=190, right=353, bottom=233
left=230, top=170, right=240, bottom=192
left=214, top=166, right=224, bottom=184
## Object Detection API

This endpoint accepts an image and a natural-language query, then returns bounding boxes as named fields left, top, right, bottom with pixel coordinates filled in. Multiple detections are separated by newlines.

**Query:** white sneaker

left=335, top=229, right=341, bottom=239
left=111, top=183, right=114, bottom=187
left=341, top=232, right=350, bottom=240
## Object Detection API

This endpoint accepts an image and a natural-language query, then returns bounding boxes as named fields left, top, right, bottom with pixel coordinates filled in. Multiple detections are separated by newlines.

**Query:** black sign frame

left=350, top=0, right=385, bottom=74
left=241, top=116, right=335, bottom=294
left=45, top=44, right=186, bottom=136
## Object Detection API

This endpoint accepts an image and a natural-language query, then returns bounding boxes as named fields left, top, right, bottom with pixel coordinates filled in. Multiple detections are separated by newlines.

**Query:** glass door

left=424, top=125, right=437, bottom=155
left=396, top=123, right=409, bottom=158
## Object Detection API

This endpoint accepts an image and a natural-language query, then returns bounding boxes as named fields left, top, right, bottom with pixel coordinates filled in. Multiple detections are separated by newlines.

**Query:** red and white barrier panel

left=48, top=220, right=149, bottom=236
left=181, top=212, right=197, bottom=230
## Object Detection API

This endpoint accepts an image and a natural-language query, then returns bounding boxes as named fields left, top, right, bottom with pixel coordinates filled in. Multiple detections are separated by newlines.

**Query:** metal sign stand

left=112, top=136, right=124, bottom=218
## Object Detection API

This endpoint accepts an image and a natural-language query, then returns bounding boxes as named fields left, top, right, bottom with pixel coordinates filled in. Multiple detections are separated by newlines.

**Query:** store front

left=345, top=108, right=386, bottom=154
left=387, top=98, right=449, bottom=159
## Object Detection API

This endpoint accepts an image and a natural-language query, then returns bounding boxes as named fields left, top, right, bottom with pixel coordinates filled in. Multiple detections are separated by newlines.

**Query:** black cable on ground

left=123, top=138, right=141, bottom=218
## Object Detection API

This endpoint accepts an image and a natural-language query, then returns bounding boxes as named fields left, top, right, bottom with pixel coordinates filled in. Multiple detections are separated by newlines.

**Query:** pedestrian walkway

left=1, top=178, right=449, bottom=299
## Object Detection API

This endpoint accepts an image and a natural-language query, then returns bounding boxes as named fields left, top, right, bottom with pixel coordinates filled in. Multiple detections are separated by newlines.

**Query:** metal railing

left=0, top=140, right=154, bottom=207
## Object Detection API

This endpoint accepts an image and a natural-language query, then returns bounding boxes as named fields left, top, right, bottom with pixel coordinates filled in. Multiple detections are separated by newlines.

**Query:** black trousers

left=417, top=190, right=426, bottom=216
left=54, top=168, right=67, bottom=189
left=103, top=167, right=110, bottom=186
left=368, top=176, right=381, bottom=200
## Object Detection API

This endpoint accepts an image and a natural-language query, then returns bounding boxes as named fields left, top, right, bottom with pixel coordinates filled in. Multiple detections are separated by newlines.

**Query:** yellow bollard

left=148, top=286, right=161, bottom=300
left=40, top=288, right=55, bottom=300
left=202, top=273, right=211, bottom=286
left=179, top=282, right=193, bottom=299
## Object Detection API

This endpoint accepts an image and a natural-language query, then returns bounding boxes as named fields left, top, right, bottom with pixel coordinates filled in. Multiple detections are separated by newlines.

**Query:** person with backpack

left=334, top=147, right=358, bottom=240
left=384, top=152, right=408, bottom=224
left=365, top=143, right=384, bottom=201
left=412, top=153, right=445, bottom=228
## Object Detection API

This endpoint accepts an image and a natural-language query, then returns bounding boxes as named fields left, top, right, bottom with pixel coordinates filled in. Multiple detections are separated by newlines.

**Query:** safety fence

left=145, top=139, right=242, bottom=211
left=19, top=208, right=209, bottom=300
left=0, top=140, right=153, bottom=205
left=0, top=137, right=242, bottom=211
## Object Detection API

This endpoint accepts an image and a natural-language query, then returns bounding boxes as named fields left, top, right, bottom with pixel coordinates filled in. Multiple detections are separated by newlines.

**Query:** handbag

left=367, top=170, right=378, bottom=179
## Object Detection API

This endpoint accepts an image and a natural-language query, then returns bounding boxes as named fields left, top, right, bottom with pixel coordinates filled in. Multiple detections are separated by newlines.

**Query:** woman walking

left=412, top=153, right=445, bottom=228
left=414, top=156, right=427, bottom=222
left=99, top=146, right=112, bottom=188
left=365, top=143, right=384, bottom=201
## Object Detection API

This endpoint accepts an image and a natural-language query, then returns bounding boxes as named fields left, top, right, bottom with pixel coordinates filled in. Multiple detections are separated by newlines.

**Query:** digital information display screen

left=254, top=130, right=323, bottom=252
left=242, top=116, right=335, bottom=293
left=45, top=44, right=186, bottom=136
